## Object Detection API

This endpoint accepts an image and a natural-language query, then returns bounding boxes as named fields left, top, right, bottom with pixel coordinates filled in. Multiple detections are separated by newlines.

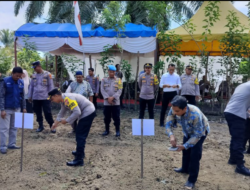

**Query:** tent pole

left=55, top=55, right=58, bottom=80
left=15, top=38, right=17, bottom=67
left=89, top=54, right=92, bottom=68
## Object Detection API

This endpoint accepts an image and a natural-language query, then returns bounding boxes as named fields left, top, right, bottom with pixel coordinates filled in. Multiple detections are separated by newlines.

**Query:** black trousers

left=160, top=91, right=177, bottom=125
left=103, top=105, right=120, bottom=132
left=75, top=112, right=96, bottom=159
left=33, top=100, right=54, bottom=127
left=243, top=118, right=250, bottom=149
left=224, top=112, right=245, bottom=165
left=182, top=133, right=207, bottom=183
left=182, top=95, right=196, bottom=106
left=21, top=99, right=33, bottom=113
left=93, top=95, right=97, bottom=109
left=139, top=98, right=154, bottom=119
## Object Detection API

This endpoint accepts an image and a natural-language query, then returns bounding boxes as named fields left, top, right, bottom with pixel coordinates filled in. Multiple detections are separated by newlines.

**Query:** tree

left=0, top=29, right=14, bottom=48
left=14, top=1, right=108, bottom=23
left=0, top=49, right=13, bottom=75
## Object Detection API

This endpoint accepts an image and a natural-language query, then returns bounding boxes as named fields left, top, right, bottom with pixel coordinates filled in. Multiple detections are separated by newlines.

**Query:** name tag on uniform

left=150, top=77, right=154, bottom=79
left=142, top=80, right=146, bottom=83
left=142, top=76, right=146, bottom=79
left=104, top=84, right=109, bottom=87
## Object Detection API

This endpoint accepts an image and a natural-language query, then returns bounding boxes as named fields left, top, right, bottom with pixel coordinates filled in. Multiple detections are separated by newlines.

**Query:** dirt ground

left=0, top=108, right=250, bottom=190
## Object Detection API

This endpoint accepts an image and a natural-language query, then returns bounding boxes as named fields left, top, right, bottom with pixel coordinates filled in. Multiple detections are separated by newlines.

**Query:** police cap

left=186, top=65, right=193, bottom=70
left=31, top=61, right=41, bottom=69
left=47, top=88, right=61, bottom=100
left=144, top=63, right=152, bottom=68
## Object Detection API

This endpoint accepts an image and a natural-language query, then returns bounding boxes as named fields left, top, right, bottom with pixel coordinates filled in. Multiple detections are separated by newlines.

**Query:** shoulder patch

left=48, top=74, right=52, bottom=79
left=194, top=77, right=199, bottom=85
left=64, top=97, right=78, bottom=111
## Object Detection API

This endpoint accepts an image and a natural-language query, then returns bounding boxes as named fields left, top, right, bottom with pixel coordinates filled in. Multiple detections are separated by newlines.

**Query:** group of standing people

left=1, top=60, right=250, bottom=190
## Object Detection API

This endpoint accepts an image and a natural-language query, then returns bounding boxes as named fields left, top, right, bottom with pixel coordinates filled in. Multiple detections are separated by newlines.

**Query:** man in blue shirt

left=0, top=67, right=27, bottom=154
left=165, top=95, right=209, bottom=190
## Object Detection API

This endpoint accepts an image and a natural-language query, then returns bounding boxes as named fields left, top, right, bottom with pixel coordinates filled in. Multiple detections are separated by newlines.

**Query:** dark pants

left=103, top=106, right=120, bottom=132
left=182, top=95, right=196, bottom=106
left=139, top=98, right=154, bottom=119
left=224, top=112, right=245, bottom=165
left=21, top=99, right=33, bottom=113
left=33, top=100, right=54, bottom=127
left=243, top=118, right=250, bottom=149
left=93, top=95, right=97, bottom=109
left=75, top=112, right=96, bottom=159
left=160, top=91, right=177, bottom=125
left=182, top=133, right=207, bottom=183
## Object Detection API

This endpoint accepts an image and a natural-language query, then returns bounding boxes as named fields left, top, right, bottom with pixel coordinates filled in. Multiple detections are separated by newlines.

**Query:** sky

left=0, top=1, right=249, bottom=52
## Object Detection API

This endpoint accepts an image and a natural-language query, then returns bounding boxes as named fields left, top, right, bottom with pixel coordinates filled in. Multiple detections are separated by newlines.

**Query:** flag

left=73, top=1, right=83, bottom=46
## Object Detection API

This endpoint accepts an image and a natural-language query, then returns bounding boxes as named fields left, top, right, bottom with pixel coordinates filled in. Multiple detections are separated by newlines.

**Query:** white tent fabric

left=16, top=36, right=156, bottom=54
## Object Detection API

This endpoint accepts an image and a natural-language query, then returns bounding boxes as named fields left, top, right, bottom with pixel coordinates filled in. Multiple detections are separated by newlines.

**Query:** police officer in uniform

left=66, top=70, right=94, bottom=133
left=49, top=88, right=96, bottom=167
left=85, top=68, right=99, bottom=109
left=101, top=65, right=123, bottom=137
left=180, top=65, right=200, bottom=105
left=138, top=63, right=159, bottom=119
left=28, top=61, right=55, bottom=133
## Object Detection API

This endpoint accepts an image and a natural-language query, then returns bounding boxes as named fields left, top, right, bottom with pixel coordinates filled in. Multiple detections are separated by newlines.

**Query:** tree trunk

left=205, top=54, right=209, bottom=80
left=134, top=51, right=139, bottom=110
left=220, top=79, right=224, bottom=114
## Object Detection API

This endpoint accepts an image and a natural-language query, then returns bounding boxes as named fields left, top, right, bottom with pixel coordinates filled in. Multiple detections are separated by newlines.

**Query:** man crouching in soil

left=165, top=95, right=210, bottom=190
left=49, top=88, right=96, bottom=167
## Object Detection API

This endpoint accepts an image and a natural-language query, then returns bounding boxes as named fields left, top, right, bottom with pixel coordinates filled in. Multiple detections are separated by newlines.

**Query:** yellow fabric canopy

left=159, top=1, right=250, bottom=56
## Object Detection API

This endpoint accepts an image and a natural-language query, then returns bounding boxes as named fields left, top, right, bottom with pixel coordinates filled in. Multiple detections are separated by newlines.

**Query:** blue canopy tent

left=14, top=23, right=158, bottom=79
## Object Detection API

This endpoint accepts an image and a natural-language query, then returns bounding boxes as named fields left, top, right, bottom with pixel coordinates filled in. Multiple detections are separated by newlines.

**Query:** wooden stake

left=141, top=119, right=143, bottom=179
left=135, top=51, right=139, bottom=110
left=20, top=112, right=24, bottom=172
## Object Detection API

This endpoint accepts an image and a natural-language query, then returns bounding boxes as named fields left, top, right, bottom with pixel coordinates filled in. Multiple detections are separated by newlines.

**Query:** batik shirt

left=165, top=104, right=210, bottom=149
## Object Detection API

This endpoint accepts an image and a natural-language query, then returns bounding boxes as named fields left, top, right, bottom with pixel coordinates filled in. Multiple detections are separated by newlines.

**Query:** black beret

left=144, top=63, right=152, bottom=68
left=47, top=88, right=61, bottom=100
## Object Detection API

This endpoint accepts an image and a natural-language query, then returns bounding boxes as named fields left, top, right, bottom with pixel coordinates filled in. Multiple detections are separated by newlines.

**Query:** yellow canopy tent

left=159, top=1, right=250, bottom=56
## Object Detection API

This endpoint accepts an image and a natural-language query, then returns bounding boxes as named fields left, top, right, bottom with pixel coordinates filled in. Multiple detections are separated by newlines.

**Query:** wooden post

left=89, top=54, right=92, bottom=68
left=141, top=119, right=143, bottom=179
left=20, top=113, right=24, bottom=172
left=134, top=51, right=140, bottom=110
left=15, top=38, right=17, bottom=67
left=154, top=39, right=159, bottom=65
left=55, top=55, right=58, bottom=80
left=46, top=56, right=48, bottom=71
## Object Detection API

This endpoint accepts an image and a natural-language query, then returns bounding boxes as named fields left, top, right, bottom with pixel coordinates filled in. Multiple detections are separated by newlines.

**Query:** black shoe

left=102, top=131, right=109, bottom=136
left=36, top=127, right=44, bottom=132
left=8, top=145, right=21, bottom=149
left=50, top=129, right=56, bottom=134
left=115, top=131, right=120, bottom=137
left=66, top=159, right=84, bottom=167
left=184, top=181, right=195, bottom=189
left=174, top=168, right=189, bottom=174
left=0, top=149, right=7, bottom=154
left=235, top=164, right=250, bottom=176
